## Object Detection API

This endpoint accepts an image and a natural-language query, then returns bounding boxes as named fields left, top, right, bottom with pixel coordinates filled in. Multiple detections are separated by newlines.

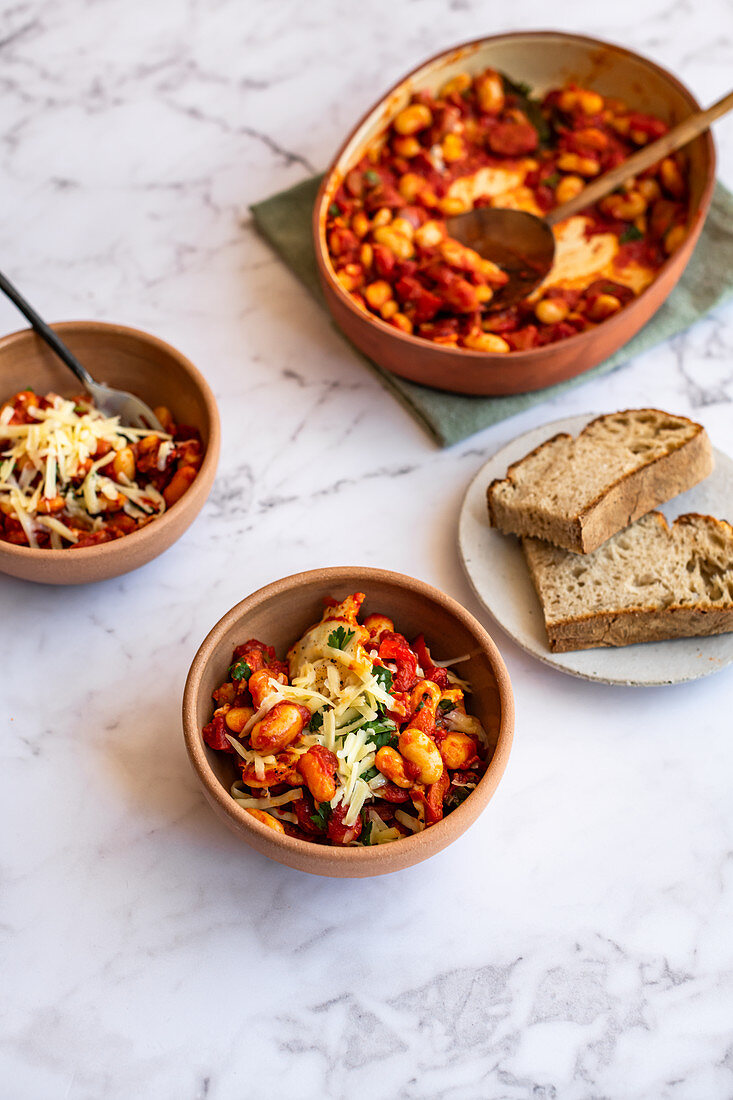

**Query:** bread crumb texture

left=523, top=513, right=733, bottom=651
left=489, top=409, right=705, bottom=527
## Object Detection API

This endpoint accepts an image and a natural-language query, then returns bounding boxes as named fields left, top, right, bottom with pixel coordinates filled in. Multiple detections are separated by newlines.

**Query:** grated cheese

left=0, top=392, right=173, bottom=545
left=232, top=789, right=303, bottom=810
left=395, top=809, right=424, bottom=834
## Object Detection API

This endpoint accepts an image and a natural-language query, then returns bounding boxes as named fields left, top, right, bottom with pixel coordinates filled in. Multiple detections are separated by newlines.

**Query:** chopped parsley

left=328, top=202, right=341, bottom=217
left=619, top=224, right=644, bottom=244
left=500, top=73, right=550, bottom=146
left=505, top=76, right=533, bottom=98
left=229, top=658, right=252, bottom=682
left=438, top=699, right=455, bottom=713
left=309, top=709, right=325, bottom=731
left=310, top=801, right=331, bottom=830
left=372, top=664, right=393, bottom=695
left=445, top=783, right=476, bottom=812
left=361, top=765, right=380, bottom=783
left=361, top=717, right=398, bottom=751
left=360, top=815, right=374, bottom=845
left=544, top=171, right=560, bottom=188
left=327, top=625, right=354, bottom=650
left=364, top=169, right=380, bottom=185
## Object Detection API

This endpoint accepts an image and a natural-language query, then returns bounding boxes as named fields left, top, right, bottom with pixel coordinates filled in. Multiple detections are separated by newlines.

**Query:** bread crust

left=487, top=409, right=713, bottom=554
left=544, top=606, right=733, bottom=652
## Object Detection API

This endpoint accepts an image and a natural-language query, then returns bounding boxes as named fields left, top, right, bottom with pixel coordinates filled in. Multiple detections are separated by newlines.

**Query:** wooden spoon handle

left=546, top=88, right=733, bottom=226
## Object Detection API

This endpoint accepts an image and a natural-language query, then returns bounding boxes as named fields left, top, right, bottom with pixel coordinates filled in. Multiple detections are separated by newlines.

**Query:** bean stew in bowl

left=183, top=567, right=514, bottom=877
left=0, top=321, right=220, bottom=585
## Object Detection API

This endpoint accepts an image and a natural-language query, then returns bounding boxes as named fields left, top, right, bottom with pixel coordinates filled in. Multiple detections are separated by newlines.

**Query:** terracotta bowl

left=0, top=321, right=220, bottom=584
left=183, top=567, right=514, bottom=878
left=314, top=31, right=715, bottom=396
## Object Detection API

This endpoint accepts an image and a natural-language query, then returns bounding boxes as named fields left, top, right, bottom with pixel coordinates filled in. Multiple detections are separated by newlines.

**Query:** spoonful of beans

left=447, top=88, right=733, bottom=308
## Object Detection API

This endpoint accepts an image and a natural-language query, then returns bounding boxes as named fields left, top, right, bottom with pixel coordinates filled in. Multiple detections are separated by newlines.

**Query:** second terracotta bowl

left=314, top=31, right=715, bottom=395
left=183, top=567, right=515, bottom=878
left=0, top=321, right=220, bottom=584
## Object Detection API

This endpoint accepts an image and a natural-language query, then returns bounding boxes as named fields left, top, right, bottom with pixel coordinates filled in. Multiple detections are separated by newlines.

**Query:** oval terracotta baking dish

left=182, top=567, right=515, bottom=878
left=313, top=31, right=715, bottom=396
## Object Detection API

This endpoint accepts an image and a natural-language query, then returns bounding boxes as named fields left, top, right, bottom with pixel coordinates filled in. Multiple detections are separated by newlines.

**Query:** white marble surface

left=2, top=1, right=733, bottom=1097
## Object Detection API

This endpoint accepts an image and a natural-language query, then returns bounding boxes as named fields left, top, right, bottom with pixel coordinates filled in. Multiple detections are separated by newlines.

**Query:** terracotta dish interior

left=0, top=321, right=220, bottom=585
left=314, top=31, right=715, bottom=395
left=183, top=567, right=515, bottom=878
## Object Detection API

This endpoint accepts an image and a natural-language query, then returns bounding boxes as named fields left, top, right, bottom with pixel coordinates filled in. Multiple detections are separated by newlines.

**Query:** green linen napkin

left=251, top=176, right=733, bottom=447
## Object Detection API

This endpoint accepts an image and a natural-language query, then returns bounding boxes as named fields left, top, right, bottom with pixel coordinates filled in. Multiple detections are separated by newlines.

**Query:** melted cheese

left=539, top=216, right=657, bottom=299
left=543, top=216, right=619, bottom=291
left=447, top=162, right=533, bottom=207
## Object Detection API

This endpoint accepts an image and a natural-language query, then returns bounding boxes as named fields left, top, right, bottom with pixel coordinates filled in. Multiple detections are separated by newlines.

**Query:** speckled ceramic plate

left=459, top=414, right=733, bottom=687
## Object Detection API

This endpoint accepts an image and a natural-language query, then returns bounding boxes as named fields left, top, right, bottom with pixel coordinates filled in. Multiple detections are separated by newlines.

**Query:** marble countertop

left=2, top=1, right=733, bottom=1097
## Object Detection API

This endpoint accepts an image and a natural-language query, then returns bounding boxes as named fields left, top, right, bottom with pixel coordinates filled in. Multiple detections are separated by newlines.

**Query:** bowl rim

left=313, top=29, right=716, bottom=365
left=182, top=566, right=515, bottom=865
left=0, top=319, right=221, bottom=565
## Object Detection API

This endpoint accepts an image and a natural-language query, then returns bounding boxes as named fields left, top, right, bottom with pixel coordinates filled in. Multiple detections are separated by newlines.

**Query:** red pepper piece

left=202, top=712, right=232, bottom=752
left=373, top=244, right=397, bottom=279
left=411, top=635, right=450, bottom=690
left=487, top=120, right=539, bottom=155
left=378, top=632, right=419, bottom=692
left=425, top=770, right=450, bottom=823
left=374, top=782, right=411, bottom=804
left=394, top=276, right=443, bottom=323
left=327, top=804, right=363, bottom=846
left=292, top=790, right=323, bottom=836
left=627, top=112, right=668, bottom=140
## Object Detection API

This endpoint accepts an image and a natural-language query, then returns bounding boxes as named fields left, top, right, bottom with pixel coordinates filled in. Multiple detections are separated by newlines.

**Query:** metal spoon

left=447, top=87, right=733, bottom=308
left=0, top=270, right=163, bottom=430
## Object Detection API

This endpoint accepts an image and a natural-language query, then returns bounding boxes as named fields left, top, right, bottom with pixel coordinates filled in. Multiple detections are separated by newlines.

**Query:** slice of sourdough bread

left=523, top=512, right=733, bottom=652
left=488, top=409, right=713, bottom=554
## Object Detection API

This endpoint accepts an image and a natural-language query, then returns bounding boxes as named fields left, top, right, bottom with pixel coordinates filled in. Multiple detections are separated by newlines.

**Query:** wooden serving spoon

left=446, top=88, right=733, bottom=307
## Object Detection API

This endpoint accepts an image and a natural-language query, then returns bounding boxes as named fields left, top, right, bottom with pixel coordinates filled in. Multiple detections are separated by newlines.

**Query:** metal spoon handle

left=0, top=269, right=95, bottom=390
left=546, top=87, right=733, bottom=226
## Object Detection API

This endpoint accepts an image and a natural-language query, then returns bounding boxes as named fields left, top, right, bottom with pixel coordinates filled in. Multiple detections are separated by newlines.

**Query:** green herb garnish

left=328, top=202, right=340, bottom=217
left=544, top=171, right=560, bottom=188
left=309, top=709, right=325, bottom=731
left=360, top=815, right=374, bottom=845
left=310, top=801, right=332, bottom=830
left=619, top=224, right=644, bottom=244
left=229, top=658, right=252, bottom=682
left=372, top=664, right=393, bottom=694
left=512, top=78, right=533, bottom=97
left=361, top=717, right=398, bottom=752
left=328, top=626, right=354, bottom=650
left=445, top=784, right=476, bottom=812
left=438, top=699, right=455, bottom=713
left=500, top=73, right=550, bottom=146
left=364, top=169, right=380, bottom=185
left=361, top=765, right=380, bottom=783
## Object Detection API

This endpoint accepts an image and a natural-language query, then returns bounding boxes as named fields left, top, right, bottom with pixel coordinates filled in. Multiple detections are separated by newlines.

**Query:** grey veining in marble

left=1, top=1, right=733, bottom=1098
